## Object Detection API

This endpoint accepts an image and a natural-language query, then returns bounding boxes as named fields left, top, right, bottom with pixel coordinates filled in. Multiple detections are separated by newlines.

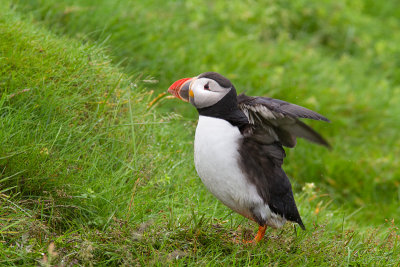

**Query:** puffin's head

left=168, top=72, right=234, bottom=109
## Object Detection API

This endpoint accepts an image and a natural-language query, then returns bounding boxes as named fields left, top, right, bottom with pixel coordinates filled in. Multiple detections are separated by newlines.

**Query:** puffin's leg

left=253, top=225, right=267, bottom=242
left=241, top=225, right=267, bottom=244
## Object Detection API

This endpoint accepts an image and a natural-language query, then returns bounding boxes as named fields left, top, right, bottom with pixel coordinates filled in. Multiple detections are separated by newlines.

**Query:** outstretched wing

left=237, top=93, right=330, bottom=148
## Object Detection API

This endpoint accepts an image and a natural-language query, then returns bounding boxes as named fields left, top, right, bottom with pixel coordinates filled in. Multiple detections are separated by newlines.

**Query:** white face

left=190, top=77, right=231, bottom=109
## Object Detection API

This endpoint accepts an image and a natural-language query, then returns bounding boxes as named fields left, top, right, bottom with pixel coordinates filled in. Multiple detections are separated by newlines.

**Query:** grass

left=0, top=0, right=399, bottom=265
left=15, top=0, right=400, bottom=223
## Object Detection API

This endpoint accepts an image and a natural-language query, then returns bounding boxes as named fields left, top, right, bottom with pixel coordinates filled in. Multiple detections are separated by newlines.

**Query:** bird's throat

left=197, top=88, right=249, bottom=131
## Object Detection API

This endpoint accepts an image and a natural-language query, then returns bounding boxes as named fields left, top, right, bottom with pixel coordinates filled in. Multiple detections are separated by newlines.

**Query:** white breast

left=194, top=116, right=260, bottom=219
left=194, top=116, right=286, bottom=228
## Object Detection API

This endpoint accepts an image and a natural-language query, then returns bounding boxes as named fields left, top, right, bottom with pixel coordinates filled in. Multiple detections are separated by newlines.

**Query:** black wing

left=237, top=93, right=330, bottom=148
left=238, top=139, right=305, bottom=229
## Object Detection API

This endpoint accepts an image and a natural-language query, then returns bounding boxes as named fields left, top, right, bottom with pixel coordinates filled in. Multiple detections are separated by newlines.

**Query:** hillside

left=1, top=1, right=399, bottom=265
left=16, top=0, right=400, bottom=223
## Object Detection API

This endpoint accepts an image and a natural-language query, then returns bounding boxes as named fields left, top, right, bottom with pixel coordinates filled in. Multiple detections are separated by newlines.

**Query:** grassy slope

left=16, top=0, right=400, bottom=224
left=0, top=0, right=399, bottom=266
left=0, top=4, right=188, bottom=265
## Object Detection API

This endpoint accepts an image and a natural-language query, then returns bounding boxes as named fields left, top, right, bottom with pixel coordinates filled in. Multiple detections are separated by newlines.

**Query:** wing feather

left=237, top=93, right=330, bottom=148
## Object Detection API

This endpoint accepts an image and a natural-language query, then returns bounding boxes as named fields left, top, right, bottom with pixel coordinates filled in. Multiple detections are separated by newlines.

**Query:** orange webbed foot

left=253, top=225, right=267, bottom=243
left=233, top=225, right=267, bottom=244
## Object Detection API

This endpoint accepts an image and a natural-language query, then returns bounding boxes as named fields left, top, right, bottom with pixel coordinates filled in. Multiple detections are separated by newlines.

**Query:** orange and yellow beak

left=167, top=77, right=193, bottom=102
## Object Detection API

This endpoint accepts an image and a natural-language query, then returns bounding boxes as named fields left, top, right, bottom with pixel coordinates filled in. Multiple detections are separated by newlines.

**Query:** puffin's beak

left=168, top=77, right=193, bottom=102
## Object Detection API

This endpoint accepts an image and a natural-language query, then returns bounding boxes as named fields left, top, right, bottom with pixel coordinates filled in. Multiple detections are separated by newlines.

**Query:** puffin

left=167, top=72, right=330, bottom=243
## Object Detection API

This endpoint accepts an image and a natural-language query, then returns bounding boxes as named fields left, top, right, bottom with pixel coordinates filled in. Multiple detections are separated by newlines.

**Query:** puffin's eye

left=204, top=83, right=210, bottom=90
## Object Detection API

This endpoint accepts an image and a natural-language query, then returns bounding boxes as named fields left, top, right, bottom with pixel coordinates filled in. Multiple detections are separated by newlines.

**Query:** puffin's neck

left=197, top=88, right=249, bottom=131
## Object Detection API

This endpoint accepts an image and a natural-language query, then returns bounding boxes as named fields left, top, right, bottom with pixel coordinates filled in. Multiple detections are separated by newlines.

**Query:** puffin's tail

left=296, top=217, right=306, bottom=230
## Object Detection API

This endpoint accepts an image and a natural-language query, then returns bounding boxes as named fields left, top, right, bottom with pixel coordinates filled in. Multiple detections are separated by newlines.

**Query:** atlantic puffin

left=168, top=72, right=330, bottom=243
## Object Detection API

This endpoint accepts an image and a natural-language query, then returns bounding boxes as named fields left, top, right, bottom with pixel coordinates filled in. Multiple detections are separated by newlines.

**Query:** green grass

left=0, top=0, right=399, bottom=265
left=15, top=0, right=400, bottom=223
